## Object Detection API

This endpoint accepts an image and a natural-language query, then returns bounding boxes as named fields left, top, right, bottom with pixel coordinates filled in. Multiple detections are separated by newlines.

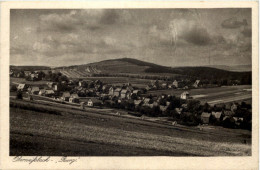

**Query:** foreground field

left=10, top=100, right=251, bottom=156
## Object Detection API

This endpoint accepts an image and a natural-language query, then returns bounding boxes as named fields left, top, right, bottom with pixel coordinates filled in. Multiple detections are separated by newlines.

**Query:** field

left=82, top=77, right=162, bottom=88
left=10, top=77, right=51, bottom=85
left=10, top=99, right=251, bottom=156
left=147, top=85, right=252, bottom=105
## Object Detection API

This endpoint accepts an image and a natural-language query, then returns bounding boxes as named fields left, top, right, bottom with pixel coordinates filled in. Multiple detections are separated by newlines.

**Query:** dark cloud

left=221, top=17, right=247, bottom=29
left=100, top=10, right=120, bottom=25
left=181, top=26, right=211, bottom=46
left=10, top=9, right=252, bottom=66
left=241, top=27, right=252, bottom=37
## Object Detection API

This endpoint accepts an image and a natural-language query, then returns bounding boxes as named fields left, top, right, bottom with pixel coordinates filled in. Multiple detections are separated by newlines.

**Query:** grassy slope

left=54, top=58, right=251, bottom=80
left=10, top=65, right=51, bottom=71
left=10, top=103, right=251, bottom=156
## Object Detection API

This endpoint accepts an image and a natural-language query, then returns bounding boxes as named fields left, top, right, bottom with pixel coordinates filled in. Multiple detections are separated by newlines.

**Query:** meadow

left=146, top=85, right=252, bottom=105
left=82, top=77, right=163, bottom=88
left=10, top=100, right=251, bottom=156
left=10, top=77, right=51, bottom=85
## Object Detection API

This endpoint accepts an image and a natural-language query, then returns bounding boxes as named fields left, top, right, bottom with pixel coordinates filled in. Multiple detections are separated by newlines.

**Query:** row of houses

left=146, top=80, right=201, bottom=91
left=200, top=103, right=244, bottom=125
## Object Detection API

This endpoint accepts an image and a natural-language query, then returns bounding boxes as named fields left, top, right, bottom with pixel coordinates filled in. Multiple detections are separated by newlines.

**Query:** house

left=161, top=83, right=168, bottom=89
left=180, top=91, right=189, bottom=100
left=145, top=84, right=153, bottom=91
left=172, top=80, right=178, bottom=88
left=45, top=89, right=55, bottom=97
left=80, top=102, right=86, bottom=109
left=201, top=112, right=211, bottom=124
left=193, top=80, right=200, bottom=88
left=39, top=89, right=46, bottom=96
left=159, top=105, right=168, bottom=112
left=147, top=104, right=153, bottom=108
left=134, top=100, right=142, bottom=107
left=47, top=82, right=54, bottom=88
left=114, top=88, right=122, bottom=97
left=79, top=81, right=87, bottom=87
left=53, top=84, right=59, bottom=91
left=131, top=90, right=141, bottom=97
left=175, top=108, right=183, bottom=114
left=183, top=86, right=189, bottom=90
left=61, top=91, right=70, bottom=101
left=94, top=84, right=102, bottom=91
left=143, top=98, right=151, bottom=106
left=69, top=97, right=79, bottom=103
left=181, top=103, right=188, bottom=109
left=29, top=86, right=40, bottom=95
left=225, top=103, right=232, bottom=110
left=125, top=85, right=134, bottom=92
left=87, top=98, right=102, bottom=107
left=120, top=89, right=130, bottom=99
left=233, top=117, right=244, bottom=126
left=231, top=103, right=238, bottom=112
left=152, top=101, right=159, bottom=107
left=151, top=80, right=159, bottom=87
left=69, top=93, right=79, bottom=103
left=109, top=86, right=115, bottom=96
left=102, top=85, right=112, bottom=93
left=24, top=71, right=31, bottom=77
left=224, top=110, right=234, bottom=116
left=10, top=70, right=14, bottom=76
left=70, top=93, right=79, bottom=99
left=212, top=111, right=223, bottom=121
left=30, top=73, right=39, bottom=81
left=223, top=116, right=232, bottom=121
left=17, top=84, right=27, bottom=91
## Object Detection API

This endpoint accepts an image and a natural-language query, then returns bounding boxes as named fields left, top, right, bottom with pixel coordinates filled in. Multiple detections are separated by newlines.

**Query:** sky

left=10, top=9, right=252, bottom=67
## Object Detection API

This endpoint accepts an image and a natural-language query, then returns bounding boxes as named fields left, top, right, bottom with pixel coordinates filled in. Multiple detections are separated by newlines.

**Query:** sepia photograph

left=0, top=1, right=258, bottom=169
left=9, top=8, right=253, bottom=156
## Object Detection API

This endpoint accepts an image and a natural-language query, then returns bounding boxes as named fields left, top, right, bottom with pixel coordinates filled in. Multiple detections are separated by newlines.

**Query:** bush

left=16, top=91, right=23, bottom=100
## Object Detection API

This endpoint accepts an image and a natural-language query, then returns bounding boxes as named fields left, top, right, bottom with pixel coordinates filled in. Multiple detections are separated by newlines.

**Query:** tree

left=187, top=100, right=200, bottom=113
left=16, top=91, right=23, bottom=100
left=10, top=85, right=17, bottom=92
left=203, top=103, right=211, bottom=112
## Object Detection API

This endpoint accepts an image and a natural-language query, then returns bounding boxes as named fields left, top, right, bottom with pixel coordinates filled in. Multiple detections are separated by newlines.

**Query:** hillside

left=53, top=58, right=251, bottom=84
left=10, top=65, right=51, bottom=71
left=207, top=65, right=252, bottom=72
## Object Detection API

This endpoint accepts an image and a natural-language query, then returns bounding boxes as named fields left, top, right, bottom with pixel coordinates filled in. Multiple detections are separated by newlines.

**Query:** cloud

left=10, top=9, right=252, bottom=67
left=221, top=17, right=247, bottom=29
left=38, top=10, right=99, bottom=32
left=100, top=10, right=119, bottom=25
left=180, top=26, right=211, bottom=46
left=241, top=27, right=252, bottom=37
left=37, top=9, right=133, bottom=33
left=169, top=19, right=212, bottom=46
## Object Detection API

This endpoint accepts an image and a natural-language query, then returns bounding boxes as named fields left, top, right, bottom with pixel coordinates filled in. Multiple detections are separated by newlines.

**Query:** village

left=10, top=69, right=252, bottom=130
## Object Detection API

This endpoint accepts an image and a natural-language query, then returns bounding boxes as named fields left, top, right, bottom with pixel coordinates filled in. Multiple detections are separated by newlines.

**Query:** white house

left=87, top=98, right=102, bottom=107
left=180, top=91, right=189, bottom=100
left=172, top=80, right=178, bottom=88
left=193, top=80, right=200, bottom=88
